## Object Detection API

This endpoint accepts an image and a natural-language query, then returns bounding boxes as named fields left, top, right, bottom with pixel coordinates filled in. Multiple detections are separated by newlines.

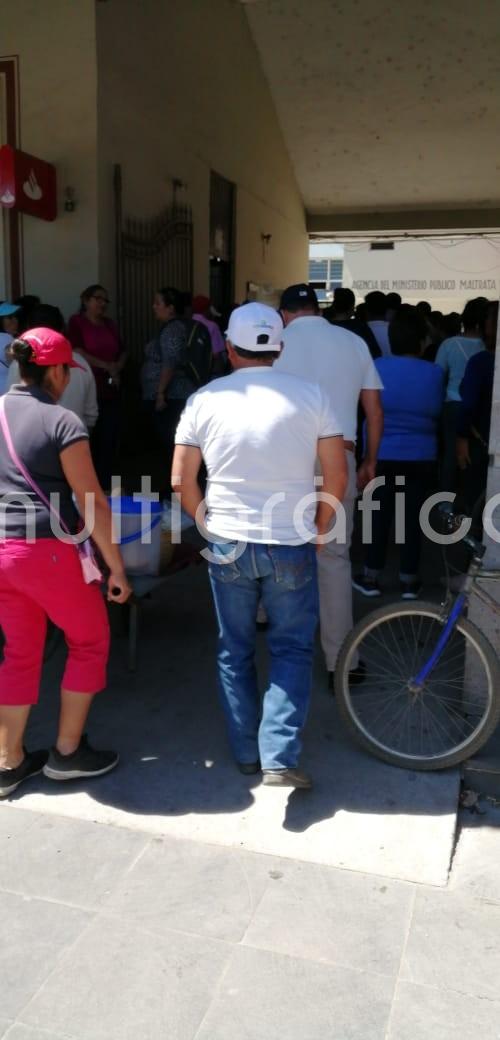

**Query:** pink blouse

left=67, top=314, right=122, bottom=400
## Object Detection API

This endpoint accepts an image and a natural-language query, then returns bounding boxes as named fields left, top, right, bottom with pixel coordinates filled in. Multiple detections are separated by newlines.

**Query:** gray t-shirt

left=0, top=385, right=88, bottom=538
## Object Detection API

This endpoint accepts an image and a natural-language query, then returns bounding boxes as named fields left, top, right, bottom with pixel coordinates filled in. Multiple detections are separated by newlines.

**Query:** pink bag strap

left=0, top=395, right=71, bottom=536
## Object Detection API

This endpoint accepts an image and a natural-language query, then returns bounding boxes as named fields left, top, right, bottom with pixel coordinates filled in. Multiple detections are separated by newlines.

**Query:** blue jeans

left=208, top=542, right=319, bottom=770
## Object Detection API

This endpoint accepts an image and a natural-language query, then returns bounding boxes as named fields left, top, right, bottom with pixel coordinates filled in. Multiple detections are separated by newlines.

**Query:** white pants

left=318, top=451, right=358, bottom=671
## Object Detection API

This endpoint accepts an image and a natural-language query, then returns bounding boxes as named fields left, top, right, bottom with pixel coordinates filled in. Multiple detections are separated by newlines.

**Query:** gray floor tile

left=21, top=916, right=231, bottom=1040
left=195, top=945, right=394, bottom=1040
left=4, top=1027, right=76, bottom=1040
left=242, top=860, right=413, bottom=976
left=0, top=813, right=149, bottom=908
left=450, top=819, right=500, bottom=904
left=0, top=1023, right=13, bottom=1040
left=388, top=980, right=500, bottom=1039
left=0, top=892, right=91, bottom=1019
left=401, top=888, right=500, bottom=999
left=0, top=806, right=38, bottom=840
left=104, top=836, right=278, bottom=942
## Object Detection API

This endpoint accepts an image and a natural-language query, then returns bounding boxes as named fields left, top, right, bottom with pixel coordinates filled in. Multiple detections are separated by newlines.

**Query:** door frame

left=0, top=56, right=22, bottom=299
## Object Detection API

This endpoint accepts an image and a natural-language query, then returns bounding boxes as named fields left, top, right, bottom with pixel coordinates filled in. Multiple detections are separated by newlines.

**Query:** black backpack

left=180, top=319, right=213, bottom=388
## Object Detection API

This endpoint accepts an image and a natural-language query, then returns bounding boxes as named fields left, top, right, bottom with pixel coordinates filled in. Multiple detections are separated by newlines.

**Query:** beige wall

left=96, top=0, right=307, bottom=309
left=1, top=0, right=99, bottom=319
left=343, top=239, right=500, bottom=314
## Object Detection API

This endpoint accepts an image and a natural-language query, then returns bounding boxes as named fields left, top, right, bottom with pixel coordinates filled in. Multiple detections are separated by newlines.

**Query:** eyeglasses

left=91, top=295, right=110, bottom=304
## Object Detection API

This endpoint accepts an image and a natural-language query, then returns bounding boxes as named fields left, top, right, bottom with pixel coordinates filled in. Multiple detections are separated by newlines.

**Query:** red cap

left=20, top=328, right=84, bottom=369
left=192, top=295, right=211, bottom=315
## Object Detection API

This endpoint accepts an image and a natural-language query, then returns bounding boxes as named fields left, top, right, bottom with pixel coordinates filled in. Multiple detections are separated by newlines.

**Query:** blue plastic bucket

left=108, top=496, right=162, bottom=575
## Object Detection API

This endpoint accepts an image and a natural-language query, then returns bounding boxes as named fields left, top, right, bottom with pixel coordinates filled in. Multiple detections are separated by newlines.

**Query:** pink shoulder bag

left=0, top=396, right=102, bottom=584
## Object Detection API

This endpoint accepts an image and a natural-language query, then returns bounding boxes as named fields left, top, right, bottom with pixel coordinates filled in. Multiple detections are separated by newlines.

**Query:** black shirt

left=324, top=314, right=381, bottom=360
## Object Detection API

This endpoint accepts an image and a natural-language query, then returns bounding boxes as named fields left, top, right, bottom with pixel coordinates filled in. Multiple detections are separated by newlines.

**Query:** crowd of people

left=0, top=277, right=496, bottom=795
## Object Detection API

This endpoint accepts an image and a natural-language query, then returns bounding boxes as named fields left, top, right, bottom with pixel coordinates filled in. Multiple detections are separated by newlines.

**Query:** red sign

left=0, top=145, right=57, bottom=221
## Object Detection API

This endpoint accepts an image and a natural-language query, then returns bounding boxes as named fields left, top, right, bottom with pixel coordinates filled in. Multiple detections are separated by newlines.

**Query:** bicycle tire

left=335, top=600, right=500, bottom=770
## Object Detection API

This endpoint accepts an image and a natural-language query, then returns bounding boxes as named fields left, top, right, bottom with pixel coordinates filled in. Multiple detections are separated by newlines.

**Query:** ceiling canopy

left=242, top=0, right=500, bottom=230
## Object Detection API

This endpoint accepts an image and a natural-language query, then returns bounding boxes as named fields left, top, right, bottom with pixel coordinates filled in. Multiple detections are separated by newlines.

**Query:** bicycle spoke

left=385, top=617, right=414, bottom=676
left=363, top=626, right=408, bottom=680
left=417, top=696, right=463, bottom=750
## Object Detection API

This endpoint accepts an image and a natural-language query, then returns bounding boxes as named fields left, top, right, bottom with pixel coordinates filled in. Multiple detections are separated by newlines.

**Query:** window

left=370, top=242, right=394, bottom=250
left=309, top=259, right=328, bottom=281
left=308, top=257, right=344, bottom=296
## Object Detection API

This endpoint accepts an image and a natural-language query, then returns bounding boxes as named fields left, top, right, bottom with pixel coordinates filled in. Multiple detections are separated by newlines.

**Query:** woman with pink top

left=68, top=285, right=127, bottom=489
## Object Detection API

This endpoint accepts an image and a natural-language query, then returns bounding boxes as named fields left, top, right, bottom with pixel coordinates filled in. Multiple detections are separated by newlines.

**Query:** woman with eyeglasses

left=68, top=285, right=127, bottom=490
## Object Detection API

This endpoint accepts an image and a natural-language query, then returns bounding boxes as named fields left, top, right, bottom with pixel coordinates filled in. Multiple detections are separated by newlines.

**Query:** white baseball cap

left=226, top=302, right=283, bottom=352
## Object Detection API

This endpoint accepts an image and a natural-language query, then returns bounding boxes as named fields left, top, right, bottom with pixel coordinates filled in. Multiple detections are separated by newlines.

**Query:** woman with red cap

left=0, top=328, right=131, bottom=798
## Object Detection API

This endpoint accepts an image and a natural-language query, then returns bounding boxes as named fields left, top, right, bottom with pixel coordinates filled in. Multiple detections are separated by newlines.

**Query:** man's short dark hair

left=332, top=287, right=355, bottom=313
left=233, top=346, right=280, bottom=362
left=389, top=307, right=428, bottom=356
left=365, top=291, right=387, bottom=318
left=462, top=297, right=488, bottom=333
left=416, top=300, right=432, bottom=317
left=385, top=292, right=401, bottom=310
left=28, top=303, right=65, bottom=333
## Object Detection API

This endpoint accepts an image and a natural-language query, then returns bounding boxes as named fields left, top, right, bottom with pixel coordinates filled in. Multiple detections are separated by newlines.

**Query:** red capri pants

left=0, top=539, right=110, bottom=706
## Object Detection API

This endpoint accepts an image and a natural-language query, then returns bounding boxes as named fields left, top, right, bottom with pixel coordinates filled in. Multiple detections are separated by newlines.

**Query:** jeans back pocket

left=267, top=544, right=316, bottom=590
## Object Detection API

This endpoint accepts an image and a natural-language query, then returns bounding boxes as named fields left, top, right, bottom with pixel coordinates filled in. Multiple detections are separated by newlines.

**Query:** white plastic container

left=109, top=495, right=162, bottom=576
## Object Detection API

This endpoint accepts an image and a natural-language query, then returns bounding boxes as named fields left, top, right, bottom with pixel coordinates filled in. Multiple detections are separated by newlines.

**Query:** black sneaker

left=43, top=736, right=119, bottom=781
left=0, top=749, right=48, bottom=798
left=352, top=574, right=381, bottom=597
left=400, top=581, right=422, bottom=600
left=328, top=661, right=366, bottom=692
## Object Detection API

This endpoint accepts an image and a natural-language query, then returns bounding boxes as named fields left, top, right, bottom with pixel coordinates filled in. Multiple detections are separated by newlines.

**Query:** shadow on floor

left=16, top=558, right=460, bottom=828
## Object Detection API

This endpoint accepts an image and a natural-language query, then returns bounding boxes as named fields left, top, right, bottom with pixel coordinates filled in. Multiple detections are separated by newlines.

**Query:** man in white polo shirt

left=172, top=302, right=347, bottom=788
left=276, top=284, right=384, bottom=688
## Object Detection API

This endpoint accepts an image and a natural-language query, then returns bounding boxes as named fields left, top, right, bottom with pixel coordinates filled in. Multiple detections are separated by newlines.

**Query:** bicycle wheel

left=335, top=601, right=500, bottom=770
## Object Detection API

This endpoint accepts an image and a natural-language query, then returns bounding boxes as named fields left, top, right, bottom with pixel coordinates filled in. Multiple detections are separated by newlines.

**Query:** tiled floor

left=1, top=806, right=499, bottom=1040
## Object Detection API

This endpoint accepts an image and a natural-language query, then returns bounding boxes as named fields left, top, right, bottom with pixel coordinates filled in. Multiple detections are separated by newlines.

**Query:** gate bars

left=114, top=164, right=193, bottom=361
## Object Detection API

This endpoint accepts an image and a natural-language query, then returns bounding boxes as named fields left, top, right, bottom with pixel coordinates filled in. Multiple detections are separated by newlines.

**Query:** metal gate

left=114, top=165, right=193, bottom=361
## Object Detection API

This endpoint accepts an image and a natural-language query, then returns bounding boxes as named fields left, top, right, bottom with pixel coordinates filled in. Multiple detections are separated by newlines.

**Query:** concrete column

left=469, top=319, right=500, bottom=661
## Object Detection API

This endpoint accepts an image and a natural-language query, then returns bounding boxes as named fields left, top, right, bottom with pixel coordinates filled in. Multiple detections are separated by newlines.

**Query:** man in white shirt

left=276, top=284, right=384, bottom=687
left=173, top=302, right=347, bottom=788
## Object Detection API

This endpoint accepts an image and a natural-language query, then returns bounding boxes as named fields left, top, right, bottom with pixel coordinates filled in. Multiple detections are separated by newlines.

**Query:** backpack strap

left=179, top=320, right=211, bottom=388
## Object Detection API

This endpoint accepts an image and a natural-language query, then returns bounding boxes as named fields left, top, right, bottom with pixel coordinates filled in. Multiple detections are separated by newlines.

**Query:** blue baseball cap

left=0, top=302, right=21, bottom=317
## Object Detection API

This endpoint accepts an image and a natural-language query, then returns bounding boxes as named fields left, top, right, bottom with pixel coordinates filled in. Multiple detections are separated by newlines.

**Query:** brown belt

left=344, top=440, right=355, bottom=453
